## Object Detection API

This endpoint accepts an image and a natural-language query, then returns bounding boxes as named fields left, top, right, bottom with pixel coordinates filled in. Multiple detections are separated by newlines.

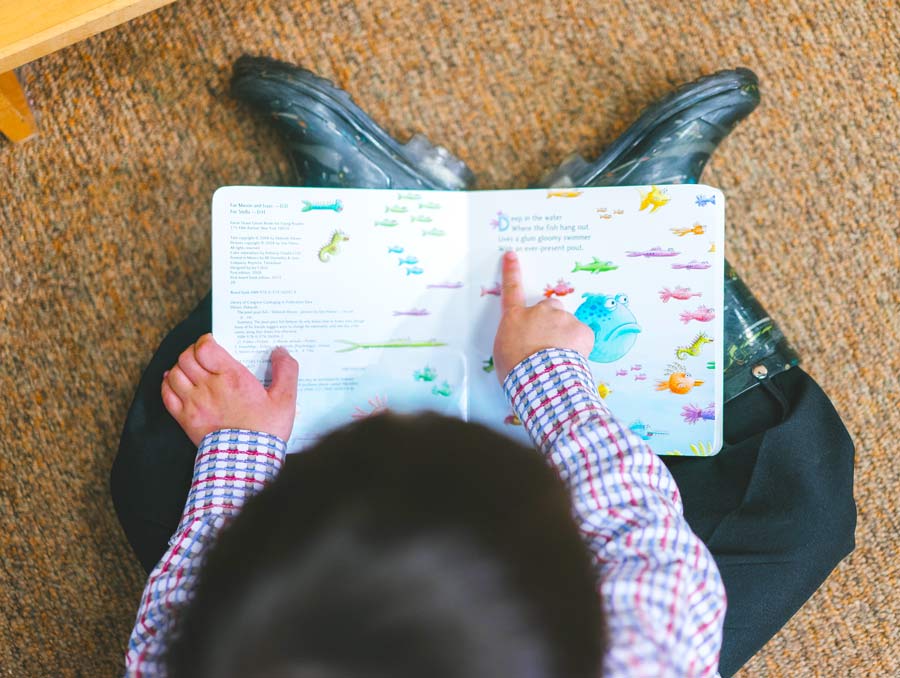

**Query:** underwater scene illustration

left=212, top=184, right=723, bottom=456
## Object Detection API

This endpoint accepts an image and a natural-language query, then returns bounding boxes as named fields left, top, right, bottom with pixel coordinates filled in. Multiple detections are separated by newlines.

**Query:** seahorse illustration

left=318, top=230, right=349, bottom=262
left=675, top=332, right=713, bottom=360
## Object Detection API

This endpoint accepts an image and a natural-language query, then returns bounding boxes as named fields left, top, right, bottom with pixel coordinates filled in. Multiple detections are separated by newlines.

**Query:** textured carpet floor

left=1, top=0, right=897, bottom=675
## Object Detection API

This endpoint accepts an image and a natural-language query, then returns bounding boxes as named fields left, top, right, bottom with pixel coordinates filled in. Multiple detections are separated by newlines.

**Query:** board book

left=211, top=184, right=725, bottom=456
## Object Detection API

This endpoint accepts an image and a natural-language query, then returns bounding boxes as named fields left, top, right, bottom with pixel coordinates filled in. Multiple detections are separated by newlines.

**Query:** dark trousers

left=111, top=292, right=856, bottom=678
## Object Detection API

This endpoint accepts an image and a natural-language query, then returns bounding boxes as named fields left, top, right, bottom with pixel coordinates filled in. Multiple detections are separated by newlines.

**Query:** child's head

left=167, top=412, right=606, bottom=677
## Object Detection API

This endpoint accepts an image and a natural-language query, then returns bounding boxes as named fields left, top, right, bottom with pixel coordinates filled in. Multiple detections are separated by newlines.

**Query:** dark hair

left=167, top=412, right=606, bottom=677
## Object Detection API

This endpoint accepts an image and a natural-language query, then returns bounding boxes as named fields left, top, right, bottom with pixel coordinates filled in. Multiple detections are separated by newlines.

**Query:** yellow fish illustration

left=708, top=242, right=716, bottom=253
left=638, top=185, right=670, bottom=213
left=671, top=223, right=705, bottom=237
left=597, top=382, right=612, bottom=399
left=547, top=189, right=583, bottom=198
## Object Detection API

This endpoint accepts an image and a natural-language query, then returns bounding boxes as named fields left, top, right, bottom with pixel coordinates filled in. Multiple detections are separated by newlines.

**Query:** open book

left=212, top=184, right=725, bottom=456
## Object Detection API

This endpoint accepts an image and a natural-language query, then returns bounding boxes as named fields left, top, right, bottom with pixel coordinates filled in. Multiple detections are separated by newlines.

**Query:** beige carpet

left=1, top=0, right=897, bottom=674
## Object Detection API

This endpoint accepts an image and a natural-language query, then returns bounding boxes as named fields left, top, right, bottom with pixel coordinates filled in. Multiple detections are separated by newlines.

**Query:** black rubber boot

left=231, top=55, right=475, bottom=191
left=539, top=68, right=799, bottom=406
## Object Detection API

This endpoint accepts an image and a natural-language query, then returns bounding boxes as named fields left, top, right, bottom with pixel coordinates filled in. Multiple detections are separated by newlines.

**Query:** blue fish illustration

left=398, top=256, right=419, bottom=266
left=405, top=266, right=424, bottom=276
left=574, top=292, right=641, bottom=363
left=302, top=199, right=343, bottom=212
left=695, top=194, right=716, bottom=206
left=387, top=245, right=404, bottom=254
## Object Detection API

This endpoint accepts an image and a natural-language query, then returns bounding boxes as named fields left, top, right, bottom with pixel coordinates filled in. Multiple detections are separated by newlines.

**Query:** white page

left=465, top=185, right=725, bottom=456
left=212, top=186, right=470, bottom=453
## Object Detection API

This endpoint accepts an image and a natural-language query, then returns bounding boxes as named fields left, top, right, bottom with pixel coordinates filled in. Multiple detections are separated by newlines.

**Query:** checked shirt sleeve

left=124, top=429, right=286, bottom=677
left=504, top=349, right=726, bottom=678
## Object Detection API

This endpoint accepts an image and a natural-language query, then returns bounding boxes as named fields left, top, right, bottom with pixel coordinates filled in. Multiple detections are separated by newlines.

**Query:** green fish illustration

left=398, top=193, right=421, bottom=200
left=422, top=227, right=446, bottom=236
left=375, top=219, right=399, bottom=227
left=414, top=366, right=437, bottom=382
left=386, top=205, right=409, bottom=213
left=571, top=257, right=619, bottom=274
left=301, top=199, right=343, bottom=212
left=411, top=215, right=433, bottom=223
left=419, top=201, right=441, bottom=209
left=432, top=381, right=453, bottom=397
left=482, top=356, right=495, bottom=373
left=336, top=339, right=447, bottom=353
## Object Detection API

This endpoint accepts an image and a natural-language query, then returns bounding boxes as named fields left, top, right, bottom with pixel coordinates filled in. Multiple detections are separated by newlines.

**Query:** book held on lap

left=212, top=184, right=725, bottom=456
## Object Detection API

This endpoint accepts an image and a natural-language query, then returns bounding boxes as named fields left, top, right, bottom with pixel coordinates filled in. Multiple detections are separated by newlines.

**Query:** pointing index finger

left=501, top=250, right=526, bottom=312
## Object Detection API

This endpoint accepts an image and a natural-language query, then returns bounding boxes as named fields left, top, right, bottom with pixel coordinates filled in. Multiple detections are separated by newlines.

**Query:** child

left=125, top=251, right=725, bottom=677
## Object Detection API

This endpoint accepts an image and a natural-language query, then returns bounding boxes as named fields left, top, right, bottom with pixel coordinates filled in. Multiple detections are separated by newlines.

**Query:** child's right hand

left=492, top=250, right=594, bottom=383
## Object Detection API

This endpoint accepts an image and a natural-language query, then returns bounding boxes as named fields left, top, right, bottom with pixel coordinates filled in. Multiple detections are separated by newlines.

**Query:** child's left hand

left=161, top=333, right=299, bottom=446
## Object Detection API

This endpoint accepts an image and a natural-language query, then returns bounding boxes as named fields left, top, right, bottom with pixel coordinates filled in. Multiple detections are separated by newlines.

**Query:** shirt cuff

left=176, top=429, right=287, bottom=529
left=502, top=348, right=610, bottom=450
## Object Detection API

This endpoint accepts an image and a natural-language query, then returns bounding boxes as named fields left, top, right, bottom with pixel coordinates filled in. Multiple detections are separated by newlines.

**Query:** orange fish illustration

left=547, top=189, right=583, bottom=198
left=638, top=185, right=670, bottom=213
left=670, top=223, right=706, bottom=237
left=655, top=363, right=704, bottom=394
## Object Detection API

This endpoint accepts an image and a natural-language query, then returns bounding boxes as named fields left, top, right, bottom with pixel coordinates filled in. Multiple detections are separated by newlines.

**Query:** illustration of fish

left=504, top=413, right=522, bottom=426
left=613, top=209, right=624, bottom=215
left=615, top=369, right=628, bottom=377
left=634, top=373, right=647, bottom=381
left=572, top=258, right=618, bottom=274
left=596, top=213, right=612, bottom=220
left=411, top=215, right=433, bottom=223
left=626, top=246, right=680, bottom=258
left=398, top=256, right=419, bottom=266
left=679, top=305, right=716, bottom=324
left=387, top=245, right=404, bottom=254
left=547, top=189, right=583, bottom=198
left=670, top=223, right=706, bottom=237
left=655, top=362, right=704, bottom=394
left=597, top=382, right=612, bottom=399
left=482, top=356, right=495, bottom=373
left=336, top=339, right=447, bottom=352
left=628, top=420, right=668, bottom=440
left=675, top=332, right=713, bottom=360
left=695, top=194, right=716, bottom=206
left=638, top=185, right=670, bottom=213
left=422, top=227, right=446, bottom=236
left=302, top=199, right=343, bottom=213
left=630, top=364, right=642, bottom=371
left=659, top=286, right=702, bottom=302
left=596, top=207, right=608, bottom=213
left=351, top=395, right=389, bottom=420
left=318, top=230, right=349, bottom=262
left=414, top=366, right=437, bottom=382
left=427, top=281, right=464, bottom=289
left=375, top=219, right=399, bottom=227
left=708, top=242, right=716, bottom=253
left=490, top=211, right=510, bottom=231
left=682, top=402, right=716, bottom=424
left=671, top=260, right=712, bottom=270
left=419, top=201, right=441, bottom=209
left=398, top=193, right=421, bottom=200
left=575, top=293, right=641, bottom=363
left=481, top=282, right=502, bottom=297
left=706, top=360, right=716, bottom=370
left=405, top=266, right=424, bottom=276
left=432, top=381, right=453, bottom=397
left=385, top=205, right=409, bottom=213
left=393, top=308, right=430, bottom=316
left=543, top=279, right=575, bottom=298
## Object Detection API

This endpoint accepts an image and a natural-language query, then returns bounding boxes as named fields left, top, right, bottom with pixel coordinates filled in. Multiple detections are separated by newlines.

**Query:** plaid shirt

left=125, top=348, right=725, bottom=677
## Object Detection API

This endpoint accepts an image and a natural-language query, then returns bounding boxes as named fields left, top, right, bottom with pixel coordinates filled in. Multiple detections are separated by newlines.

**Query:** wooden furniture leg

left=0, top=70, right=37, bottom=142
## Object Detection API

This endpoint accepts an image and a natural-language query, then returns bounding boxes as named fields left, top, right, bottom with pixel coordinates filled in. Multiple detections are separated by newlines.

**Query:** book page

left=212, top=186, right=470, bottom=453
left=465, top=185, right=725, bottom=456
